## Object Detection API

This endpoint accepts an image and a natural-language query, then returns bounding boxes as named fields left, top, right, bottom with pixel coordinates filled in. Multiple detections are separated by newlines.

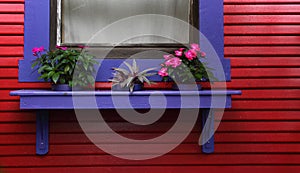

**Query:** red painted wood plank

left=225, top=36, right=300, bottom=45
left=46, top=110, right=300, bottom=122
left=0, top=46, right=23, bottom=56
left=0, top=36, right=23, bottom=45
left=232, top=68, right=300, bottom=78
left=0, top=14, right=23, bottom=24
left=0, top=133, right=200, bottom=145
left=231, top=100, right=300, bottom=110
left=225, top=46, right=300, bottom=56
left=1, top=132, right=299, bottom=145
left=217, top=133, right=300, bottom=142
left=223, top=111, right=300, bottom=121
left=225, top=15, right=300, bottom=24
left=232, top=89, right=300, bottom=99
left=230, top=58, right=300, bottom=67
left=0, top=68, right=18, bottom=78
left=2, top=154, right=300, bottom=166
left=227, top=79, right=300, bottom=89
left=0, top=101, right=19, bottom=111
left=0, top=90, right=19, bottom=100
left=1, top=143, right=300, bottom=156
left=0, top=4, right=23, bottom=13
left=5, top=166, right=300, bottom=173
left=1, top=120, right=300, bottom=134
left=225, top=0, right=300, bottom=4
left=50, top=121, right=300, bottom=133
left=225, top=25, right=300, bottom=35
left=0, top=0, right=24, bottom=2
left=0, top=112, right=35, bottom=122
left=219, top=122, right=300, bottom=132
left=0, top=25, right=23, bottom=35
left=0, top=58, right=20, bottom=67
left=225, top=5, right=300, bottom=14
left=0, top=79, right=50, bottom=89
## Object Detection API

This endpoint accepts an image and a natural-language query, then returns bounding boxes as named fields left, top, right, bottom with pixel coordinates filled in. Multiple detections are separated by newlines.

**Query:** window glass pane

left=61, top=0, right=190, bottom=44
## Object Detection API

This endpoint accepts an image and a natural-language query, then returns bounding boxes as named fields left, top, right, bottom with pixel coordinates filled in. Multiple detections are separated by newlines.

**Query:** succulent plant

left=110, top=59, right=156, bottom=92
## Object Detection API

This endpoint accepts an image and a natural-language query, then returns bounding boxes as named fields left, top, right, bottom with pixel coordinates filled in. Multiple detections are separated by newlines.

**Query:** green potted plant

left=158, top=43, right=217, bottom=90
left=110, top=59, right=156, bottom=92
left=31, top=45, right=98, bottom=91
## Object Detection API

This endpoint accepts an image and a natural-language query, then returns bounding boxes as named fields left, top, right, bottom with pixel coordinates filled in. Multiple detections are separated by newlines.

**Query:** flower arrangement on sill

left=110, top=59, right=156, bottom=92
left=31, top=45, right=98, bottom=90
left=158, top=43, right=217, bottom=85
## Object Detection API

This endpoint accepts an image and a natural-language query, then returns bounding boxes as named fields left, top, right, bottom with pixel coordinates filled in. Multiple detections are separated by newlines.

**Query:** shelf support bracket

left=201, top=109, right=215, bottom=153
left=36, top=110, right=49, bottom=155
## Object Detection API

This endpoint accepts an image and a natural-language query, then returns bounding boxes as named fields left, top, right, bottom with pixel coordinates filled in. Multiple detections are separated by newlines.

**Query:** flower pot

left=171, top=83, right=202, bottom=91
left=51, top=84, right=72, bottom=91
left=132, top=83, right=143, bottom=91
left=112, top=83, right=143, bottom=92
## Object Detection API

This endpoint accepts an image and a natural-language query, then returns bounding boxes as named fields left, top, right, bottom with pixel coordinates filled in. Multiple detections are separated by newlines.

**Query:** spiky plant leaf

left=113, top=68, right=129, bottom=76
left=124, top=61, right=134, bottom=75
left=137, top=67, right=157, bottom=76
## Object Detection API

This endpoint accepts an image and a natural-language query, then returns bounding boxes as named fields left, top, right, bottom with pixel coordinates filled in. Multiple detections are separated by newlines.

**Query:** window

left=52, top=0, right=199, bottom=49
left=20, top=0, right=230, bottom=82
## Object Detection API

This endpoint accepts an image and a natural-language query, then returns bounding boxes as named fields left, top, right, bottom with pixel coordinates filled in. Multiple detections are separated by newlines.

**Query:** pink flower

left=32, top=47, right=39, bottom=53
left=185, top=49, right=197, bottom=60
left=158, top=68, right=169, bottom=77
left=32, top=46, right=45, bottom=56
left=78, top=45, right=87, bottom=49
left=200, top=51, right=206, bottom=57
left=163, top=54, right=175, bottom=60
left=56, top=45, right=68, bottom=50
left=165, top=57, right=182, bottom=68
left=190, top=43, right=201, bottom=52
left=175, top=50, right=183, bottom=57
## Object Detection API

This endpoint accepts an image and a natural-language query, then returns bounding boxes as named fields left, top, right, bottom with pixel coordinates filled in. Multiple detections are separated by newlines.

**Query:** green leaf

left=64, top=65, right=70, bottom=73
left=31, top=61, right=39, bottom=68
left=52, top=73, right=60, bottom=84
left=47, top=71, right=55, bottom=77
left=60, top=78, right=66, bottom=84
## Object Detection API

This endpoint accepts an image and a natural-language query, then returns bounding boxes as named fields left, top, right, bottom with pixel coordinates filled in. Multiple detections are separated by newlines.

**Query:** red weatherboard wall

left=0, top=0, right=300, bottom=172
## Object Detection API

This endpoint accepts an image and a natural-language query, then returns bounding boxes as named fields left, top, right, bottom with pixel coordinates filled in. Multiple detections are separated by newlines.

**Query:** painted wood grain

left=0, top=0, right=299, bottom=172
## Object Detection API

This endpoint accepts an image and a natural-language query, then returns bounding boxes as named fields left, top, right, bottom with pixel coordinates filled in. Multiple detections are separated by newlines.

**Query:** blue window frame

left=19, top=0, right=231, bottom=82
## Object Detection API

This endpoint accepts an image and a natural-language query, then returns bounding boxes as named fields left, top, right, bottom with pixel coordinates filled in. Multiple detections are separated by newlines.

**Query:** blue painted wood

left=10, top=90, right=242, bottom=96
left=19, top=0, right=50, bottom=82
left=36, top=110, right=49, bottom=155
left=11, top=89, right=241, bottom=155
left=201, top=109, right=215, bottom=154
left=19, top=0, right=231, bottom=82
left=200, top=0, right=231, bottom=81
left=10, top=90, right=241, bottom=109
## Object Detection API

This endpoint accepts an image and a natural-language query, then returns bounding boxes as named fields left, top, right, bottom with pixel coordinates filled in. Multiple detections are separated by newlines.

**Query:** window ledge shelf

left=10, top=89, right=241, bottom=155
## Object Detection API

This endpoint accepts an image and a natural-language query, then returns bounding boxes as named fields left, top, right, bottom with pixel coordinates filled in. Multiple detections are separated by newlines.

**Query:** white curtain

left=62, top=0, right=190, bottom=44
